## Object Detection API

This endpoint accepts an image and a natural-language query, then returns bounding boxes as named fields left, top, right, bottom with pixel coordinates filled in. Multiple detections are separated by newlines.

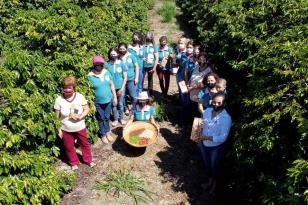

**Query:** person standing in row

left=54, top=76, right=95, bottom=170
left=128, top=32, right=144, bottom=95
left=118, top=43, right=139, bottom=112
left=157, top=36, right=173, bottom=101
left=105, top=47, right=127, bottom=127
left=88, top=56, right=117, bottom=144
left=141, top=32, right=158, bottom=96
left=199, top=93, right=232, bottom=195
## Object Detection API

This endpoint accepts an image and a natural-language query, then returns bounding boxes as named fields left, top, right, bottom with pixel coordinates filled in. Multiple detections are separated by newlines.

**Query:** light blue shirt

left=142, top=44, right=158, bottom=68
left=198, top=88, right=214, bottom=109
left=128, top=45, right=144, bottom=72
left=202, top=108, right=232, bottom=147
left=158, top=46, right=173, bottom=71
left=88, top=70, right=113, bottom=104
left=121, top=54, right=138, bottom=81
left=133, top=105, right=156, bottom=121
left=105, top=60, right=127, bottom=90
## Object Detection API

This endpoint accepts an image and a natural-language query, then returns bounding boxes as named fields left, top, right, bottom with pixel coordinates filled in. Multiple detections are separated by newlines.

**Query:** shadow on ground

left=111, top=126, right=147, bottom=157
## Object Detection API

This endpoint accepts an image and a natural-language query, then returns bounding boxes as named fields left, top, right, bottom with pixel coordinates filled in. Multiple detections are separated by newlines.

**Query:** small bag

left=178, top=80, right=188, bottom=93
left=190, top=117, right=204, bottom=143
left=160, top=57, right=168, bottom=68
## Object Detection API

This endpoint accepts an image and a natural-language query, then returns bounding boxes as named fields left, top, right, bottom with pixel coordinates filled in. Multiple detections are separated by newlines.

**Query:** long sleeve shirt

left=202, top=108, right=232, bottom=147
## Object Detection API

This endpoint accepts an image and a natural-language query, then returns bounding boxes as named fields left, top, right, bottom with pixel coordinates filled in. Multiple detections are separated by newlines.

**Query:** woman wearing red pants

left=157, top=36, right=173, bottom=101
left=54, top=76, right=95, bottom=170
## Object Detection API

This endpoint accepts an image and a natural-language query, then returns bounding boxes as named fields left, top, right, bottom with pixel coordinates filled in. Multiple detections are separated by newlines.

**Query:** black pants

left=143, top=67, right=154, bottom=95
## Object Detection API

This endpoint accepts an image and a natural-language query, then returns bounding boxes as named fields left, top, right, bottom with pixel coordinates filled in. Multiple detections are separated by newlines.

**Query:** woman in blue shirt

left=105, top=47, right=127, bottom=127
left=118, top=42, right=139, bottom=113
left=88, top=56, right=117, bottom=144
left=128, top=32, right=144, bottom=95
left=157, top=36, right=173, bottom=101
left=126, top=91, right=158, bottom=128
left=141, top=32, right=158, bottom=96
left=197, top=93, right=232, bottom=195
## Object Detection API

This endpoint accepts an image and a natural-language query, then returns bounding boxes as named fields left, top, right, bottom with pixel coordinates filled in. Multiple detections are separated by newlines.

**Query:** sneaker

left=101, top=136, right=109, bottom=144
left=111, top=121, right=118, bottom=127
left=119, top=119, right=127, bottom=125
left=106, top=132, right=115, bottom=142
left=89, top=162, right=96, bottom=168
left=71, top=165, right=78, bottom=171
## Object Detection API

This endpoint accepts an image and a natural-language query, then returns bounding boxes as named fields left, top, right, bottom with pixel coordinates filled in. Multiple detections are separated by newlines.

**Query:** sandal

left=71, top=165, right=78, bottom=171
left=89, top=162, right=96, bottom=168
left=106, top=132, right=115, bottom=142
left=101, top=136, right=109, bottom=144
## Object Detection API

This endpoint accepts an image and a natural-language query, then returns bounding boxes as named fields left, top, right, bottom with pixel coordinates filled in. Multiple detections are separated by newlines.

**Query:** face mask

left=178, top=44, right=185, bottom=50
left=207, top=82, right=216, bottom=89
left=110, top=56, right=117, bottom=61
left=118, top=50, right=127, bottom=56
left=213, top=104, right=224, bottom=112
left=94, top=65, right=103, bottom=72
left=63, top=88, right=74, bottom=95
left=187, top=48, right=193, bottom=54
left=133, top=39, right=140, bottom=43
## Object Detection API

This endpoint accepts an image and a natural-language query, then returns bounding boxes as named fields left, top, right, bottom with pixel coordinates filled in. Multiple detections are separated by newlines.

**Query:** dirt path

left=60, top=1, right=216, bottom=205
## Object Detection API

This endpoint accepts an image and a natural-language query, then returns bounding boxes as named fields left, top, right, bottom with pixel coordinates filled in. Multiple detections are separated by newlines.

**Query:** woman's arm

left=55, top=110, right=63, bottom=138
left=134, top=63, right=139, bottom=85
left=118, top=72, right=127, bottom=96
left=77, top=104, right=89, bottom=120
left=152, top=52, right=159, bottom=72
left=110, top=80, right=118, bottom=106
left=198, top=102, right=204, bottom=114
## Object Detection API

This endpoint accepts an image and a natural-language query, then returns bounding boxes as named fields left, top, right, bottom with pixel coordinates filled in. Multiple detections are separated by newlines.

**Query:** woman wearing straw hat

left=126, top=91, right=158, bottom=128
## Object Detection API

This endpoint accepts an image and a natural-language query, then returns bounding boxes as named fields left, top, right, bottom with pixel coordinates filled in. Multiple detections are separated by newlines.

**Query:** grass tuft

left=94, top=169, right=154, bottom=204
left=157, top=1, right=176, bottom=23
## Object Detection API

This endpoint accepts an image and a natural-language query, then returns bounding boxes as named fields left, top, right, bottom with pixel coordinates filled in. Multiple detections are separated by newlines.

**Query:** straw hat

left=137, top=91, right=150, bottom=101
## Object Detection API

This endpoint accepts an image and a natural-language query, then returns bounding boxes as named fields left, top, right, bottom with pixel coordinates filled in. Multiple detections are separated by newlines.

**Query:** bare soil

left=59, top=1, right=218, bottom=204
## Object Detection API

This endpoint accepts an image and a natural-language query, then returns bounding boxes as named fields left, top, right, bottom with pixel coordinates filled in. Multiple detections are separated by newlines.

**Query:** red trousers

left=62, top=128, right=93, bottom=166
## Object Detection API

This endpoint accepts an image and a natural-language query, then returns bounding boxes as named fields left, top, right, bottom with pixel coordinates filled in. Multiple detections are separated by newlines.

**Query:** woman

left=128, top=32, right=144, bottom=95
left=198, top=93, right=232, bottom=195
left=198, top=72, right=219, bottom=114
left=141, top=32, right=158, bottom=96
left=188, top=52, right=213, bottom=103
left=126, top=91, right=158, bottom=127
left=157, top=36, right=173, bottom=100
left=174, top=37, right=186, bottom=80
left=118, top=43, right=139, bottom=113
left=88, top=56, right=118, bottom=144
left=105, top=47, right=127, bottom=127
left=54, top=76, right=95, bottom=170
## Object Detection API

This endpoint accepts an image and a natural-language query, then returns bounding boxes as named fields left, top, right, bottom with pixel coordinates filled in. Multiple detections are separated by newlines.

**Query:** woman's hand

left=149, top=69, right=155, bottom=74
left=117, top=89, right=123, bottom=97
left=134, top=77, right=138, bottom=85
left=58, top=129, right=63, bottom=139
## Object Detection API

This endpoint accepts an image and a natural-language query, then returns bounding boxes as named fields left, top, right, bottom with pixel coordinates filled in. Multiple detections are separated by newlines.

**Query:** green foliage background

left=0, top=0, right=153, bottom=204
left=177, top=0, right=308, bottom=204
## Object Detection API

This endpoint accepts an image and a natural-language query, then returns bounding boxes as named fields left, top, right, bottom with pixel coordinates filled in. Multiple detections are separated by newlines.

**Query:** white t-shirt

left=54, top=92, right=87, bottom=132
left=189, top=64, right=212, bottom=102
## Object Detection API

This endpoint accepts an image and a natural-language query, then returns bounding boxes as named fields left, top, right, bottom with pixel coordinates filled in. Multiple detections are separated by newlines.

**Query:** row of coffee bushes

left=0, top=0, right=153, bottom=204
left=177, top=0, right=307, bottom=204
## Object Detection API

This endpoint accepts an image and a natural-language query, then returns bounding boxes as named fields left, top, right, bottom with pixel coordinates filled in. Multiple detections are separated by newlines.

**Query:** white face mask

left=187, top=48, right=193, bottom=54
left=178, top=43, right=185, bottom=50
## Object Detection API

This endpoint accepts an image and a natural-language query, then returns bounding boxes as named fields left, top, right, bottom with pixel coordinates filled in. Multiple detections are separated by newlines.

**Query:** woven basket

left=123, top=121, right=159, bottom=147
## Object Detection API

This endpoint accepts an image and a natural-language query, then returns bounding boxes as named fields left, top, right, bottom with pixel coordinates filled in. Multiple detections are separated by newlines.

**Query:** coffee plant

left=0, top=0, right=153, bottom=204
left=177, top=0, right=307, bottom=204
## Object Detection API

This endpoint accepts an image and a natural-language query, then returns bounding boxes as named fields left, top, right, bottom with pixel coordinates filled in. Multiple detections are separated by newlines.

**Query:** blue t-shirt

left=128, top=46, right=144, bottom=72
left=177, top=53, right=189, bottom=81
left=142, top=44, right=158, bottom=68
left=185, top=57, right=197, bottom=80
left=133, top=105, right=156, bottom=121
left=88, top=70, right=113, bottom=104
left=105, top=60, right=127, bottom=90
left=198, top=88, right=214, bottom=109
left=158, top=46, right=173, bottom=71
left=121, top=54, right=138, bottom=81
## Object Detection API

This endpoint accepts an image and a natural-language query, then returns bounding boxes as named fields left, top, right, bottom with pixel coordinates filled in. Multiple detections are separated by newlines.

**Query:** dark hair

left=137, top=99, right=150, bottom=105
left=212, top=92, right=227, bottom=104
left=197, top=52, right=208, bottom=60
left=118, top=42, right=128, bottom=50
left=202, top=72, right=219, bottom=86
left=108, top=47, right=118, bottom=60
left=186, top=40, right=194, bottom=47
left=132, top=32, right=143, bottom=44
left=159, top=36, right=168, bottom=44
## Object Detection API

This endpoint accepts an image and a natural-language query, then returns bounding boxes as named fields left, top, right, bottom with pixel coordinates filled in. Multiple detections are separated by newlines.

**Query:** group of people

left=53, top=32, right=232, bottom=195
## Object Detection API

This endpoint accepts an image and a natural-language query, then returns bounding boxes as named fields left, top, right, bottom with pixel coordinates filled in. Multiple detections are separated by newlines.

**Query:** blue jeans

left=198, top=143, right=224, bottom=179
left=112, top=89, right=125, bottom=121
left=95, top=102, right=112, bottom=137
left=136, top=65, right=144, bottom=95
left=125, top=80, right=137, bottom=111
